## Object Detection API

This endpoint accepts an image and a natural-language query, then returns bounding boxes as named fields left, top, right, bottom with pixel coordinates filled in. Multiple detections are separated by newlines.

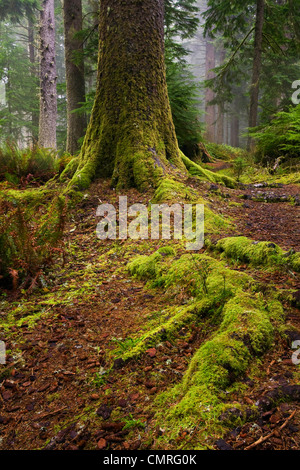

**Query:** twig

left=244, top=410, right=296, bottom=450
left=33, top=406, right=68, bottom=421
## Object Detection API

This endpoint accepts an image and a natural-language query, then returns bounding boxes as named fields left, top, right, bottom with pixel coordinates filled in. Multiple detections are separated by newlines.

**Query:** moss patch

left=181, top=153, right=236, bottom=188
left=152, top=293, right=284, bottom=446
left=213, top=236, right=300, bottom=272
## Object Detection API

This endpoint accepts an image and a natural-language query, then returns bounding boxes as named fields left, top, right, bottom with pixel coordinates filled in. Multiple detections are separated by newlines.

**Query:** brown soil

left=0, top=177, right=299, bottom=451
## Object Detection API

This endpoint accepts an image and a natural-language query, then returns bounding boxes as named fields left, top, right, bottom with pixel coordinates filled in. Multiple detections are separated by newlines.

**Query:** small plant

left=233, top=157, right=247, bottom=182
left=92, top=372, right=107, bottom=388
left=111, top=336, right=141, bottom=355
left=122, top=414, right=145, bottom=431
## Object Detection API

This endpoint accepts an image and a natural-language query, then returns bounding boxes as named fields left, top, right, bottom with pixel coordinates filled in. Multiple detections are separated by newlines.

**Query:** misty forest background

left=0, top=0, right=299, bottom=164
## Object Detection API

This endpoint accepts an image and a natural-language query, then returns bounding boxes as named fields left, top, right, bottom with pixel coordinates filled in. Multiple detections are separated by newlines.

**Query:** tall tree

left=248, top=0, right=265, bottom=148
left=63, top=0, right=86, bottom=154
left=204, top=0, right=300, bottom=146
left=204, top=38, right=216, bottom=141
left=28, top=15, right=39, bottom=142
left=69, top=0, right=185, bottom=191
left=38, top=0, right=57, bottom=149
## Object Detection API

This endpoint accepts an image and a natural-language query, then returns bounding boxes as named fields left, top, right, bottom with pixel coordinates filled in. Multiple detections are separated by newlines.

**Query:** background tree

left=203, top=0, right=300, bottom=146
left=0, top=0, right=39, bottom=144
left=63, top=0, right=86, bottom=155
left=38, top=0, right=57, bottom=149
left=248, top=0, right=265, bottom=148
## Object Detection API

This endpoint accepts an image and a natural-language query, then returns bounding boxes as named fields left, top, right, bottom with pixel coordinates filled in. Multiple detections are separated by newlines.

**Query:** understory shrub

left=0, top=191, right=66, bottom=290
left=0, top=141, right=66, bottom=187
left=249, top=105, right=300, bottom=164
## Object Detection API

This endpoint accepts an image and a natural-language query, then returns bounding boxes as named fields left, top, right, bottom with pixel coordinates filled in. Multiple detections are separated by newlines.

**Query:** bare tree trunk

left=231, top=114, right=239, bottom=148
left=216, top=106, right=224, bottom=144
left=38, top=0, right=57, bottom=149
left=248, top=0, right=265, bottom=149
left=63, top=0, right=86, bottom=155
left=204, top=39, right=216, bottom=142
left=28, top=16, right=39, bottom=144
left=69, top=0, right=185, bottom=191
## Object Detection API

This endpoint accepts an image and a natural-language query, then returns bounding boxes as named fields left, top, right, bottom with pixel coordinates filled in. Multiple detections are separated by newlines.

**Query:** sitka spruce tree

left=67, top=0, right=186, bottom=191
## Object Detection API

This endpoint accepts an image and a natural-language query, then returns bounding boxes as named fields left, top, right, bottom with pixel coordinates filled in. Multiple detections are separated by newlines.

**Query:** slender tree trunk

left=70, top=0, right=185, bottom=191
left=28, top=16, right=39, bottom=143
left=204, top=38, right=216, bottom=142
left=38, top=0, right=57, bottom=149
left=248, top=0, right=265, bottom=149
left=216, top=47, right=225, bottom=144
left=63, top=0, right=86, bottom=155
left=231, top=115, right=239, bottom=148
left=216, top=105, right=224, bottom=144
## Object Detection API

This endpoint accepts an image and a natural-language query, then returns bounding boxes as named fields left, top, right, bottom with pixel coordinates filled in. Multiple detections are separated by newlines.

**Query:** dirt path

left=0, top=178, right=299, bottom=451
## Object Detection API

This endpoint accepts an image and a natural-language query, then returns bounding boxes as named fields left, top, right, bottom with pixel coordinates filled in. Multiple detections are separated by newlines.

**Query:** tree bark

left=204, top=38, right=216, bottom=142
left=70, top=0, right=185, bottom=191
left=38, top=0, right=57, bottom=149
left=248, top=0, right=265, bottom=149
left=28, top=16, right=39, bottom=144
left=63, top=0, right=86, bottom=155
left=230, top=114, right=239, bottom=148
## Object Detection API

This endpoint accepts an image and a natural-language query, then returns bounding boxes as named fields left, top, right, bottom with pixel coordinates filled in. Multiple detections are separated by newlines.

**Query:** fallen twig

left=33, top=406, right=68, bottom=421
left=244, top=410, right=296, bottom=450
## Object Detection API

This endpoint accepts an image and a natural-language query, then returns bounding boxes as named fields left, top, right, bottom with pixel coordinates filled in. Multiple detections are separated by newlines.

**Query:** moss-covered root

left=154, top=294, right=284, bottom=437
left=181, top=152, right=236, bottom=189
left=122, top=250, right=255, bottom=362
left=214, top=236, right=300, bottom=272
left=59, top=156, right=80, bottom=183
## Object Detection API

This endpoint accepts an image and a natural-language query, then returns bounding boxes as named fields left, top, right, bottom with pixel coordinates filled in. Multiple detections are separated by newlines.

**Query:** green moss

left=290, top=252, right=300, bottom=272
left=154, top=253, right=253, bottom=299
left=0, top=186, right=54, bottom=206
left=151, top=177, right=194, bottom=203
left=59, top=156, right=79, bottom=182
left=181, top=153, right=236, bottom=188
left=126, top=248, right=285, bottom=445
left=152, top=291, right=283, bottom=444
left=119, top=299, right=215, bottom=362
left=123, top=251, right=255, bottom=364
left=214, top=236, right=300, bottom=272
left=127, top=250, right=167, bottom=281
left=215, top=236, right=284, bottom=267
left=67, top=158, right=97, bottom=191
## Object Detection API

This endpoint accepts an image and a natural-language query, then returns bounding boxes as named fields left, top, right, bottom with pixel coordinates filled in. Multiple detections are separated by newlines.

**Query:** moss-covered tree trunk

left=71, top=0, right=185, bottom=191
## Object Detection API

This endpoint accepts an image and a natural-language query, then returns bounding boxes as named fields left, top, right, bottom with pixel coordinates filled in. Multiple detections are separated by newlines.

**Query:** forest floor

left=0, top=163, right=299, bottom=451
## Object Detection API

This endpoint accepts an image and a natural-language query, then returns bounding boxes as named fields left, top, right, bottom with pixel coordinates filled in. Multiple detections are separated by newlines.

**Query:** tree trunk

left=38, top=0, right=57, bottom=149
left=63, top=0, right=86, bottom=155
left=204, top=38, right=216, bottom=142
left=28, top=16, right=39, bottom=144
left=70, top=0, right=185, bottom=191
left=248, top=0, right=265, bottom=149
left=231, top=114, right=239, bottom=148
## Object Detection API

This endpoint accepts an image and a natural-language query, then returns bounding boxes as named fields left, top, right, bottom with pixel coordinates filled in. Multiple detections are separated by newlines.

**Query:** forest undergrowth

left=0, top=144, right=299, bottom=450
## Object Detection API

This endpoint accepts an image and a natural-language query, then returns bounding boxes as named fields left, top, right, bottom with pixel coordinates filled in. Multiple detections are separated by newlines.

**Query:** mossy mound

left=150, top=177, right=231, bottom=236
left=128, top=250, right=253, bottom=300
left=214, top=236, right=300, bottom=272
